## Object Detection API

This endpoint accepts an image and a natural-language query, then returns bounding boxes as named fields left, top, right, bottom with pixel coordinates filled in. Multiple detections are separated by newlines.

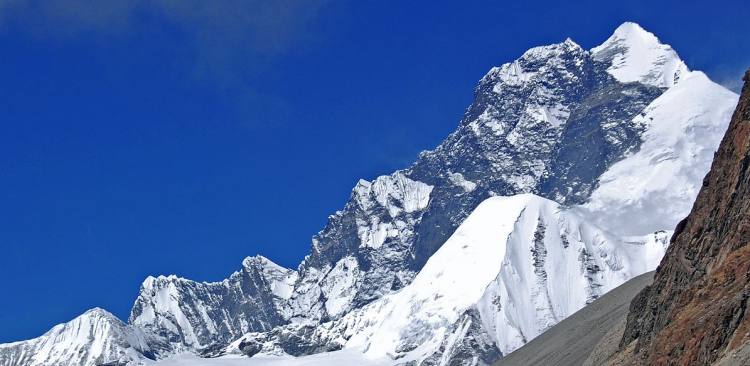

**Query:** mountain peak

left=562, top=37, right=581, bottom=48
left=242, top=255, right=291, bottom=275
left=610, top=21, right=657, bottom=42
left=0, top=305, right=157, bottom=366
left=140, top=274, right=182, bottom=290
left=242, top=254, right=270, bottom=268
left=592, top=22, right=689, bottom=88
left=481, top=37, right=586, bottom=89
left=520, top=37, right=584, bottom=60
left=80, top=307, right=118, bottom=320
left=612, top=65, right=750, bottom=366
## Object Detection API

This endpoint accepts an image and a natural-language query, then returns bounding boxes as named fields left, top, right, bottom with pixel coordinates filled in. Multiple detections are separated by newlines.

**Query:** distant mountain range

left=0, top=22, right=739, bottom=366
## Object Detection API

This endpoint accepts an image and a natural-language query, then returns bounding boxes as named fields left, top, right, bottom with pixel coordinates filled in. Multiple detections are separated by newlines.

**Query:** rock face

left=616, top=70, right=750, bottom=365
left=129, top=255, right=297, bottom=351
left=287, top=172, right=432, bottom=323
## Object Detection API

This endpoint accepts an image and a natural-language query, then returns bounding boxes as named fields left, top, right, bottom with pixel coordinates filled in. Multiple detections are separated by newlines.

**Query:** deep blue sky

left=1, top=0, right=748, bottom=342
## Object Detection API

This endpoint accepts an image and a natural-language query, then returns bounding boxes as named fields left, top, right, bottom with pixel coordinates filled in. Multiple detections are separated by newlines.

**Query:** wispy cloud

left=0, top=0, right=331, bottom=125
left=0, top=0, right=329, bottom=51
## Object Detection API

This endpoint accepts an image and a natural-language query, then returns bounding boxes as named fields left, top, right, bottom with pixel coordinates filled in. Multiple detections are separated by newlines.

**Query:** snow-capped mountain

left=0, top=308, right=168, bottom=366
left=212, top=22, right=736, bottom=365
left=0, top=22, right=739, bottom=366
left=286, top=24, right=665, bottom=327
left=129, top=256, right=297, bottom=351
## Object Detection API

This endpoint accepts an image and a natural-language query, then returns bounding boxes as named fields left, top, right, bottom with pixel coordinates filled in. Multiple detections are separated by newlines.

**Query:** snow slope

left=351, top=195, right=667, bottom=362
left=591, top=22, right=688, bottom=88
left=226, top=195, right=668, bottom=365
left=581, top=71, right=739, bottom=236
left=148, top=349, right=390, bottom=366
left=130, top=255, right=297, bottom=351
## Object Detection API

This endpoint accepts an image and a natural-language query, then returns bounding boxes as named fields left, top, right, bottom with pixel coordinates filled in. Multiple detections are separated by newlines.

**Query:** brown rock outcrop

left=616, top=70, right=750, bottom=365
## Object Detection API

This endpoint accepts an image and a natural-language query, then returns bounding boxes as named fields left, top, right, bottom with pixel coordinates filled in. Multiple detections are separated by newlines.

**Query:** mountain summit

left=592, top=22, right=689, bottom=88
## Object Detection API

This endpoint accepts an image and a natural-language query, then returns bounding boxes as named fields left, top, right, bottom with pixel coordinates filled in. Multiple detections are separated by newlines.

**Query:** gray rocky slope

left=0, top=22, right=736, bottom=366
left=493, top=272, right=655, bottom=366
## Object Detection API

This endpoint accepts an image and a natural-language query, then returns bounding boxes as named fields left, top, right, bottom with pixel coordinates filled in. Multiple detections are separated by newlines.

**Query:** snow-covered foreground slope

left=149, top=350, right=390, bottom=366
left=352, top=195, right=666, bottom=361
left=224, top=195, right=668, bottom=365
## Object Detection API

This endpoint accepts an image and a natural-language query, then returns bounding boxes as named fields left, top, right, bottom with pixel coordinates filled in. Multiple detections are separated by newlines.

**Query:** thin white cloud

left=0, top=0, right=331, bottom=80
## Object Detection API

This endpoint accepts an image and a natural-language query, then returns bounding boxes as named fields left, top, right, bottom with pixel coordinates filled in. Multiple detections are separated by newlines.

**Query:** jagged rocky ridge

left=0, top=22, right=739, bottom=366
left=129, top=256, right=297, bottom=351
